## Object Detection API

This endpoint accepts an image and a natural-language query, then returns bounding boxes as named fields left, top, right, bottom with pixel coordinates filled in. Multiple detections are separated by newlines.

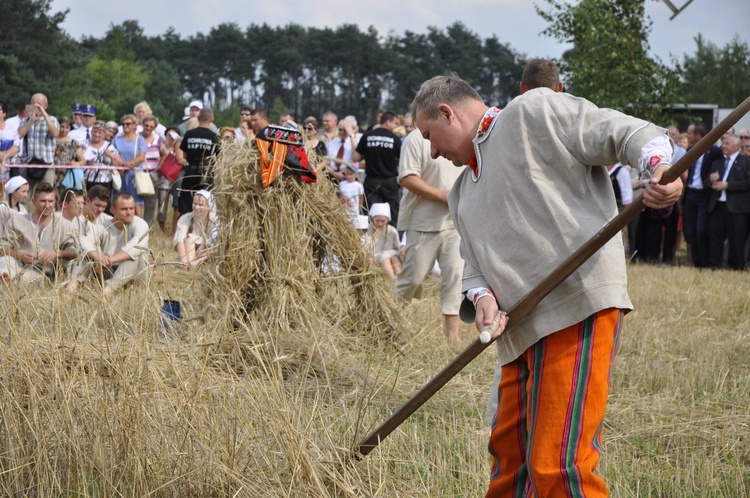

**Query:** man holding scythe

left=412, top=61, right=683, bottom=497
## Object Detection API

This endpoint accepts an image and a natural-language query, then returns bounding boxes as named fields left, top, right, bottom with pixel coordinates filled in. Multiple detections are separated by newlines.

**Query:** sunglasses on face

left=304, top=126, right=315, bottom=131
left=740, top=135, right=750, bottom=140
left=240, top=112, right=251, bottom=116
left=121, top=122, right=133, bottom=126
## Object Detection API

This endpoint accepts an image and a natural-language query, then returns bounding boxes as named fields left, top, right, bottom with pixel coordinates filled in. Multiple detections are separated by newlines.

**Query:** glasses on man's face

left=122, top=122, right=133, bottom=127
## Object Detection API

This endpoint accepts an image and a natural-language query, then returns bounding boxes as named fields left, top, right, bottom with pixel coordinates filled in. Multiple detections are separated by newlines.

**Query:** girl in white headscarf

left=5, top=176, right=29, bottom=213
left=365, top=202, right=402, bottom=280
left=173, top=189, right=218, bottom=270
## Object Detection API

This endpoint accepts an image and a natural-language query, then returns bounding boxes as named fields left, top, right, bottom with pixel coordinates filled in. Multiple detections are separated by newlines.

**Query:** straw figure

left=207, top=138, right=404, bottom=371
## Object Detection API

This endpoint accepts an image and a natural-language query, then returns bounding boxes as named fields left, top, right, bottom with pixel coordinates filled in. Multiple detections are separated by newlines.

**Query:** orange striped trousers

left=486, top=308, right=623, bottom=498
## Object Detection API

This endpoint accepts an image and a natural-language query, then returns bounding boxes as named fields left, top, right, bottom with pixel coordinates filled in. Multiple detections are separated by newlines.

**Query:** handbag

left=157, top=152, right=182, bottom=182
left=111, top=169, right=122, bottom=190
left=135, top=171, right=155, bottom=195
left=131, top=135, right=154, bottom=196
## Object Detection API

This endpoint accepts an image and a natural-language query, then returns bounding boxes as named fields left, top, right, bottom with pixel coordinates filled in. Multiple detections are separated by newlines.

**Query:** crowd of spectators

left=1, top=90, right=748, bottom=300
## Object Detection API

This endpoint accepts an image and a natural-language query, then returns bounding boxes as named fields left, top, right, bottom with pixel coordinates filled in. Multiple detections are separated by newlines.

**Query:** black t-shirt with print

left=355, top=128, right=401, bottom=179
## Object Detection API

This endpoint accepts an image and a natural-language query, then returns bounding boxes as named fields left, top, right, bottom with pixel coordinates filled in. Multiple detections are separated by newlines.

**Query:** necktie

left=86, top=128, right=90, bottom=141
left=724, top=156, right=731, bottom=178
left=337, top=140, right=345, bottom=160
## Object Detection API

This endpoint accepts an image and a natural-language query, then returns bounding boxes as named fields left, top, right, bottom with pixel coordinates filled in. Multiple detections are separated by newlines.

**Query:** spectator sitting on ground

left=66, top=192, right=150, bottom=296
left=173, top=189, right=218, bottom=271
left=0, top=182, right=76, bottom=284
left=60, top=188, right=86, bottom=235
left=365, top=202, right=402, bottom=280
left=0, top=181, right=14, bottom=235
left=83, top=184, right=113, bottom=225
left=5, top=176, right=29, bottom=213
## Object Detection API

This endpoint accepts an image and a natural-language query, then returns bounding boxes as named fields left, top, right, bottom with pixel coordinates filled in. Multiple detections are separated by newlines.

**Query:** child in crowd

left=173, top=189, right=218, bottom=271
left=365, top=203, right=402, bottom=280
left=339, top=163, right=364, bottom=216
left=353, top=214, right=369, bottom=244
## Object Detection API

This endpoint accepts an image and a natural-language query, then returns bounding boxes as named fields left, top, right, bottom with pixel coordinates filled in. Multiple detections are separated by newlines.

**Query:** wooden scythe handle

left=353, top=96, right=750, bottom=459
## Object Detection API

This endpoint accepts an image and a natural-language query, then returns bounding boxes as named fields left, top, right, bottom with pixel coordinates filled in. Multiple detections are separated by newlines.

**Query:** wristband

left=468, top=287, right=496, bottom=307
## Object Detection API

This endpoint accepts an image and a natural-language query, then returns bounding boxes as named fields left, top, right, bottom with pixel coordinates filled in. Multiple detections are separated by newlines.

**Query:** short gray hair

left=411, top=73, right=483, bottom=121
left=724, top=134, right=741, bottom=146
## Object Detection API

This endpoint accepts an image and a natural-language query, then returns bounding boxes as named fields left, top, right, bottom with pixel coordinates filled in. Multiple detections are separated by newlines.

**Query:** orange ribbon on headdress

left=256, top=138, right=288, bottom=188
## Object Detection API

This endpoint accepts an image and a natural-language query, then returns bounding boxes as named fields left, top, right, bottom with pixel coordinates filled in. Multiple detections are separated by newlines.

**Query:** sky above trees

left=50, top=0, right=749, bottom=63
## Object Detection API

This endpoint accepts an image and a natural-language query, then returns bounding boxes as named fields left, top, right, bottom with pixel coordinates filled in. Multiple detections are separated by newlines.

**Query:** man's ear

left=519, top=81, right=529, bottom=94
left=555, top=82, right=564, bottom=93
left=437, top=104, right=453, bottom=121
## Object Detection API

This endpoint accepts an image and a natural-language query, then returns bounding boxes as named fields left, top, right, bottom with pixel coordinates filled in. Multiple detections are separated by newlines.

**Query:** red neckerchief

left=468, top=106, right=502, bottom=179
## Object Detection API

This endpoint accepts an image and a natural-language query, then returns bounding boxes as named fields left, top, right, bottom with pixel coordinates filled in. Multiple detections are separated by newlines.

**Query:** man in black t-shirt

left=176, top=107, right=219, bottom=214
left=354, top=111, right=402, bottom=225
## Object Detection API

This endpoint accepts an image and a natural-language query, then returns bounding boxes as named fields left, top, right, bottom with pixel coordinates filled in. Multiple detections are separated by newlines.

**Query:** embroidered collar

left=468, top=106, right=502, bottom=181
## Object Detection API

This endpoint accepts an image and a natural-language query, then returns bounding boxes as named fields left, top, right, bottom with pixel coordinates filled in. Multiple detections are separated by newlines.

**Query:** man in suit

left=682, top=122, right=723, bottom=268
left=707, top=134, right=750, bottom=270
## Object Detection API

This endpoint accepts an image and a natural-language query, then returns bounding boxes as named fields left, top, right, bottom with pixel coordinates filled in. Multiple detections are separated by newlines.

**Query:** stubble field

left=0, top=218, right=748, bottom=497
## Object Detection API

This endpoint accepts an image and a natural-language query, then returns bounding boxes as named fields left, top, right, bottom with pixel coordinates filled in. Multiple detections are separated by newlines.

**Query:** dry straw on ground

left=0, top=141, right=748, bottom=496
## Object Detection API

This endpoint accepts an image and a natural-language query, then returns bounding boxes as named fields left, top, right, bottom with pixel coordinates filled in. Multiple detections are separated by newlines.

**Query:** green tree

left=84, top=25, right=149, bottom=117
left=86, top=57, right=148, bottom=116
left=480, top=36, right=524, bottom=106
left=536, top=0, right=680, bottom=121
left=680, top=35, right=750, bottom=108
left=0, top=0, right=83, bottom=111
left=142, top=59, right=185, bottom=126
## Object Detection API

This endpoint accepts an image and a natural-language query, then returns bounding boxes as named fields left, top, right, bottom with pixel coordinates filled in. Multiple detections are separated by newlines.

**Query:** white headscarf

left=194, top=189, right=216, bottom=218
left=368, top=202, right=391, bottom=221
left=5, top=176, right=28, bottom=195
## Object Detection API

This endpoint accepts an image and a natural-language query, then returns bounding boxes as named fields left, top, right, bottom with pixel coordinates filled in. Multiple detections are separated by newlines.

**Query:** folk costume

left=73, top=215, right=150, bottom=291
left=449, top=88, right=673, bottom=497
left=0, top=212, right=76, bottom=284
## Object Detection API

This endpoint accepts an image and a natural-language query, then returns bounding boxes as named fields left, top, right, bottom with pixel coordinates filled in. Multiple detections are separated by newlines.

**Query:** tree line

left=2, top=0, right=749, bottom=128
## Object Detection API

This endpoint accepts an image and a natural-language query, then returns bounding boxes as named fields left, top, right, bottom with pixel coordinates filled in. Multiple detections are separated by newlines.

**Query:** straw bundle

left=207, top=139, right=404, bottom=379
